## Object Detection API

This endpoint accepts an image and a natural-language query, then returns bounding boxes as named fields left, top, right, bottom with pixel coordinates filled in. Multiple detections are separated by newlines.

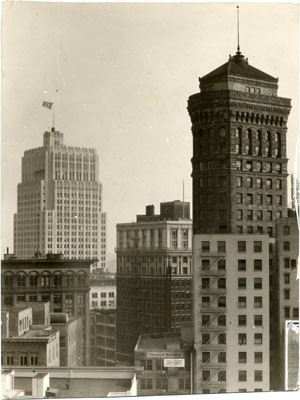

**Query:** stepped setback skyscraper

left=13, top=127, right=106, bottom=270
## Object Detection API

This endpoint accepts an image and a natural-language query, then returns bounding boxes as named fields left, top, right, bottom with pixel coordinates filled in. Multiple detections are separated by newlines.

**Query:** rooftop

left=201, top=50, right=278, bottom=83
left=136, top=332, right=182, bottom=351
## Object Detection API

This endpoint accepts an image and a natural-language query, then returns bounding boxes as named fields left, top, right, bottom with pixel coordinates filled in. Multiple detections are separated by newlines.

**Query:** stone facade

left=188, top=51, right=291, bottom=236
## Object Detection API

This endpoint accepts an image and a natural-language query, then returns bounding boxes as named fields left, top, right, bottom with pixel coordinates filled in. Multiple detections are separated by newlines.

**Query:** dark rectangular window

left=217, top=241, right=226, bottom=252
left=239, top=352, right=247, bottom=363
left=254, top=260, right=262, bottom=271
left=238, top=315, right=247, bottom=326
left=254, top=370, right=263, bottom=382
left=238, top=278, right=247, bottom=289
left=238, top=297, right=247, bottom=308
left=254, top=241, right=262, bottom=252
left=254, top=333, right=263, bottom=345
left=284, top=274, right=290, bottom=284
left=238, top=241, right=246, bottom=252
left=202, top=241, right=210, bottom=252
left=254, top=297, right=262, bottom=308
left=239, top=371, right=247, bottom=382
left=238, top=259, right=246, bottom=271
left=238, top=334, right=247, bottom=345
left=254, top=315, right=263, bottom=326
left=254, top=278, right=262, bottom=289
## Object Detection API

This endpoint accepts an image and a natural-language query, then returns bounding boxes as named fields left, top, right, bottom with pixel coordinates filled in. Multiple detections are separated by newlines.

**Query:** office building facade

left=188, top=49, right=291, bottom=236
left=13, top=127, right=106, bottom=270
left=116, top=201, right=193, bottom=365
left=1, top=255, right=92, bottom=365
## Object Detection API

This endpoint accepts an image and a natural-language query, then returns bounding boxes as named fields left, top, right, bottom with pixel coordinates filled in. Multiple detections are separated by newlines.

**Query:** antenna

left=237, top=5, right=240, bottom=53
left=182, top=180, right=185, bottom=219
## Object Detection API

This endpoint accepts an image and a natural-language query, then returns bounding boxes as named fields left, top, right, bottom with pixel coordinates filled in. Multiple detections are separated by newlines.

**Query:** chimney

left=146, top=205, right=155, bottom=216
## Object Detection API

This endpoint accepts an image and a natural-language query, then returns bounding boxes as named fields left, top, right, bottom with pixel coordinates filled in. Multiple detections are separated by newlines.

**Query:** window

left=276, top=179, right=282, bottom=189
left=218, top=278, right=226, bottom=289
left=291, top=259, right=297, bottom=269
left=202, top=333, right=210, bottom=344
left=283, top=225, right=290, bottom=235
left=238, top=278, right=246, bottom=289
left=246, top=177, right=252, bottom=188
left=246, top=161, right=252, bottom=171
left=256, top=178, right=262, bottom=188
left=156, top=378, right=168, bottom=390
left=247, top=210, right=253, bottom=221
left=254, top=315, right=263, bottom=326
left=238, top=334, right=247, bottom=345
left=218, top=315, right=226, bottom=326
left=276, top=195, right=282, bottom=206
left=202, top=241, right=210, bottom=252
left=237, top=210, right=243, bottom=220
left=254, top=371, right=263, bottom=382
left=284, top=274, right=290, bottom=284
left=254, top=278, right=262, bottom=289
left=283, top=241, right=290, bottom=251
left=284, top=307, right=290, bottom=318
left=237, top=177, right=242, bottom=187
left=238, top=241, right=246, bottom=252
left=255, top=353, right=263, bottom=363
left=254, top=241, right=262, bottom=252
left=140, top=378, right=152, bottom=390
left=266, top=179, right=272, bottom=189
left=239, top=371, right=247, bottom=382
left=178, top=378, right=190, bottom=390
left=202, top=260, right=210, bottom=270
left=218, top=259, right=226, bottom=270
left=202, top=278, right=210, bottom=289
left=293, top=308, right=299, bottom=318
left=202, top=315, right=210, bottom=325
left=202, top=352, right=210, bottom=363
left=237, top=193, right=243, bottom=204
left=257, top=194, right=263, bottom=205
left=142, top=359, right=153, bottom=371
left=218, top=333, right=226, bottom=345
left=202, top=371, right=210, bottom=381
left=267, top=211, right=273, bottom=221
left=246, top=194, right=253, bottom=204
left=218, top=370, right=226, bottom=382
left=239, top=352, right=247, bottom=363
left=266, top=195, right=272, bottom=205
left=284, top=289, right=290, bottom=300
left=218, top=352, right=226, bottom=363
left=254, top=333, right=263, bottom=345
left=238, top=297, right=247, bottom=308
left=254, top=297, right=262, bottom=308
left=254, top=259, right=262, bottom=271
left=202, top=297, right=210, bottom=308
left=238, top=315, right=247, bottom=326
left=238, top=260, right=246, bottom=271
left=218, top=297, right=226, bottom=308
left=217, top=241, right=226, bottom=252
left=284, top=258, right=290, bottom=268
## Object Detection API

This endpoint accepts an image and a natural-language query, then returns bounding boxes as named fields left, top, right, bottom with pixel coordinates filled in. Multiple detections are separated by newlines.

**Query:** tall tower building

left=188, top=49, right=291, bottom=237
left=188, top=47, right=293, bottom=394
left=13, top=127, right=106, bottom=270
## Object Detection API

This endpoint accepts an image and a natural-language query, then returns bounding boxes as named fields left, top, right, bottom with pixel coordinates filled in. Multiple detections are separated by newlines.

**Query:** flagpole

left=52, top=102, right=55, bottom=129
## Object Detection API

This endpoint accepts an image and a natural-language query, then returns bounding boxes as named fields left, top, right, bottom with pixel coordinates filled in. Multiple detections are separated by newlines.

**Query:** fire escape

left=198, top=249, right=227, bottom=393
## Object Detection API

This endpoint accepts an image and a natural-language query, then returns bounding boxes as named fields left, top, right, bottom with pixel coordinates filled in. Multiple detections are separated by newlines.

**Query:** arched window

left=236, top=128, right=242, bottom=154
left=29, top=273, right=38, bottom=287
left=4, top=273, right=14, bottom=288
left=53, top=272, right=62, bottom=287
left=65, top=272, right=74, bottom=288
left=77, top=272, right=87, bottom=287
left=41, top=273, right=50, bottom=287
left=17, top=273, right=26, bottom=288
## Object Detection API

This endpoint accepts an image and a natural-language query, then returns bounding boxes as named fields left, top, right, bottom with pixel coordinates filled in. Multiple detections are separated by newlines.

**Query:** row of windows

left=3, top=271, right=88, bottom=288
left=202, top=369, right=263, bottom=382
left=237, top=193, right=282, bottom=206
left=201, top=240, right=263, bottom=253
left=202, top=296, right=263, bottom=308
left=202, top=314, right=263, bottom=327
left=201, top=351, right=263, bottom=364
left=201, top=333, right=263, bottom=346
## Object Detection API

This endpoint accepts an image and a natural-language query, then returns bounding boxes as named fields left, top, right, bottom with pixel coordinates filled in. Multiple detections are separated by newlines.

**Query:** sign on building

left=163, top=359, right=185, bottom=368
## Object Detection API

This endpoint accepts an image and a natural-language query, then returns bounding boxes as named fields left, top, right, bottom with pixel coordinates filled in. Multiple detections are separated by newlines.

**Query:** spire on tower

left=236, top=5, right=241, bottom=55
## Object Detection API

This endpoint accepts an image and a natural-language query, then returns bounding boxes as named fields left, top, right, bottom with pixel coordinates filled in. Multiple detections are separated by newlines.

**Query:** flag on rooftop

left=42, top=101, right=53, bottom=110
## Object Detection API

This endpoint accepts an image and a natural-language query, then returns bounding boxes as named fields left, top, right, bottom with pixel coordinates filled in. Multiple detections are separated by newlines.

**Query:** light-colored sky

left=2, top=2, right=299, bottom=258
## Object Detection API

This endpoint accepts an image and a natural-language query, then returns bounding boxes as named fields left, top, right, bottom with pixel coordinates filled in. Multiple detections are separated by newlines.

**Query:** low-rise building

left=90, top=278, right=116, bottom=310
left=50, top=312, right=83, bottom=367
left=90, top=309, right=116, bottom=366
left=134, top=331, right=192, bottom=396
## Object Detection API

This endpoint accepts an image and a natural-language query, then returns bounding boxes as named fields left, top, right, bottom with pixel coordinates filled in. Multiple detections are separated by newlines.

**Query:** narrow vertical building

left=13, top=127, right=106, bottom=270
left=116, top=201, right=193, bottom=365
